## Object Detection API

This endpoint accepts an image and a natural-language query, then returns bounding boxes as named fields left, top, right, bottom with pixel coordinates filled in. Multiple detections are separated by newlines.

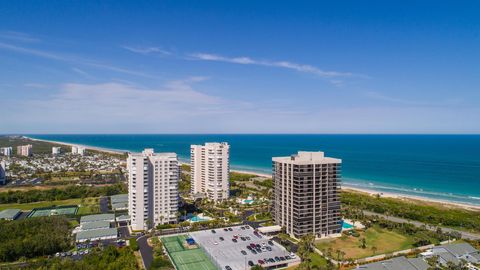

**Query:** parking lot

left=190, top=225, right=300, bottom=270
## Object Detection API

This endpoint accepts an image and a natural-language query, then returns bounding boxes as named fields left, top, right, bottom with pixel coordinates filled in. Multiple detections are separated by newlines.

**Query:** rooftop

left=273, top=151, right=341, bottom=165
left=357, top=256, right=429, bottom=270
left=81, top=220, right=111, bottom=231
left=110, top=194, right=128, bottom=203
left=76, top=228, right=118, bottom=242
left=80, top=213, right=115, bottom=224
left=0, top=209, right=21, bottom=220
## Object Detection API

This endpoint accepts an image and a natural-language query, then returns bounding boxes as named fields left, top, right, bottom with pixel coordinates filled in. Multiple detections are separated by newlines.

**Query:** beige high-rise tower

left=272, top=151, right=342, bottom=238
left=190, top=142, right=230, bottom=202
left=127, top=149, right=179, bottom=231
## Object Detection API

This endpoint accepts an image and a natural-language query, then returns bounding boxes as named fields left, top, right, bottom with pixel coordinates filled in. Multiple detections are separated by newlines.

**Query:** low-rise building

left=110, top=194, right=128, bottom=211
left=80, top=220, right=111, bottom=231
left=421, top=243, right=480, bottom=266
left=80, top=213, right=115, bottom=224
left=76, top=228, right=118, bottom=243
left=356, top=256, right=429, bottom=270
left=0, top=147, right=12, bottom=156
left=0, top=209, right=21, bottom=220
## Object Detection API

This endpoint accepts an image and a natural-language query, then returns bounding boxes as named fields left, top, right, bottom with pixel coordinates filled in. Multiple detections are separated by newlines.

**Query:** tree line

left=341, top=191, right=480, bottom=233
left=0, top=216, right=72, bottom=262
left=0, top=184, right=127, bottom=204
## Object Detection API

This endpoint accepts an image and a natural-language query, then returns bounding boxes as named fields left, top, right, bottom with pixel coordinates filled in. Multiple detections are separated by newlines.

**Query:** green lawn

left=309, top=252, right=328, bottom=268
left=0, top=197, right=100, bottom=215
left=315, top=225, right=415, bottom=260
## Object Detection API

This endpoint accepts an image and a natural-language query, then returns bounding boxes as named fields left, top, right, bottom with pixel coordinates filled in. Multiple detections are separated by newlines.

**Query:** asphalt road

left=363, top=210, right=480, bottom=240
left=99, top=196, right=109, bottom=213
left=137, top=235, right=153, bottom=270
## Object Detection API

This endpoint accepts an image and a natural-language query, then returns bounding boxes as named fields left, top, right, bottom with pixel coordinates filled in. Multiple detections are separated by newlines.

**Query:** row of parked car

left=249, top=254, right=296, bottom=267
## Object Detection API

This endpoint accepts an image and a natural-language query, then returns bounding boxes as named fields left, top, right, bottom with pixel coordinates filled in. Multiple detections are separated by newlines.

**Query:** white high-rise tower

left=127, top=149, right=179, bottom=231
left=190, top=142, right=230, bottom=202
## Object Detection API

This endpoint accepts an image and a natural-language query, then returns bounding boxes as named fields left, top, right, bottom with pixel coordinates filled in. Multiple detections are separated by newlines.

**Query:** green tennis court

left=161, top=235, right=217, bottom=270
left=28, top=205, right=78, bottom=217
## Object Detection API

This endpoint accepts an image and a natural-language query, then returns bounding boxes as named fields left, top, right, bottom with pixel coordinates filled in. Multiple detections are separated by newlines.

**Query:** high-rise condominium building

left=190, top=142, right=230, bottom=202
left=0, top=147, right=12, bottom=156
left=71, top=146, right=86, bottom=156
left=127, top=149, right=179, bottom=231
left=17, top=145, right=33, bottom=157
left=0, top=161, right=6, bottom=185
left=52, top=147, right=61, bottom=155
left=272, top=151, right=342, bottom=239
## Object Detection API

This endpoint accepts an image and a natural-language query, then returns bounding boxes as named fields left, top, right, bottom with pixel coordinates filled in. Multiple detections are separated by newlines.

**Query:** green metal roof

left=81, top=220, right=111, bottom=230
left=76, top=228, right=118, bottom=241
left=0, top=209, right=21, bottom=220
left=110, top=194, right=128, bottom=203
left=112, top=202, right=128, bottom=210
left=80, top=214, right=115, bottom=223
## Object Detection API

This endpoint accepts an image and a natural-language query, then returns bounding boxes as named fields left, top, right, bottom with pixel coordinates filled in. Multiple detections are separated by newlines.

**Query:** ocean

left=28, top=134, right=480, bottom=206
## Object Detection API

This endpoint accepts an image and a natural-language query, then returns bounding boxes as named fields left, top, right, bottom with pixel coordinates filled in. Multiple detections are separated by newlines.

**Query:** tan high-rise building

left=17, top=145, right=32, bottom=157
left=190, top=142, right=230, bottom=201
left=127, top=149, right=179, bottom=231
left=272, top=151, right=342, bottom=239
left=52, top=147, right=61, bottom=155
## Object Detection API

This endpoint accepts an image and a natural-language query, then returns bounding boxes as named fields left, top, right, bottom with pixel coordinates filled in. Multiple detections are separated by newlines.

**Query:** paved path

left=363, top=210, right=480, bottom=240
left=99, top=196, right=109, bottom=213
left=137, top=235, right=153, bottom=270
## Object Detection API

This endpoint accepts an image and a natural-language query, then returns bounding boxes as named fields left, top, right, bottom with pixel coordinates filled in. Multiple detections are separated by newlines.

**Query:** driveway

left=137, top=235, right=153, bottom=270
left=99, top=196, right=109, bottom=213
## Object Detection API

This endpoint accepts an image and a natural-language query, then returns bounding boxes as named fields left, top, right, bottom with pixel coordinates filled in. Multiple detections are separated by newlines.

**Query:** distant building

left=52, top=146, right=61, bottom=155
left=17, top=144, right=32, bottom=156
left=0, top=147, right=12, bottom=156
left=71, top=146, right=86, bottom=156
left=356, top=256, right=429, bottom=270
left=272, top=151, right=342, bottom=238
left=190, top=142, right=230, bottom=202
left=80, top=213, right=115, bottom=224
left=421, top=243, right=480, bottom=266
left=127, top=149, right=179, bottom=231
left=0, top=161, right=5, bottom=185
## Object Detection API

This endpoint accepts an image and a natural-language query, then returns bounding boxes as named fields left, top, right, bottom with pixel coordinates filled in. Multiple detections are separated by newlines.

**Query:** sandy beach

left=26, top=136, right=480, bottom=211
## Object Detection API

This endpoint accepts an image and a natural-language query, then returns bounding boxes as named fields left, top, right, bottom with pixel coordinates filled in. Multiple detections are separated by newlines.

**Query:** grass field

left=0, top=197, right=100, bottom=215
left=315, top=225, right=415, bottom=260
left=161, top=235, right=216, bottom=270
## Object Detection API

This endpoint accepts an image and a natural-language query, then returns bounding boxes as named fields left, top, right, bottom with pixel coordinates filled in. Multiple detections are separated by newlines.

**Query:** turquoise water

left=190, top=216, right=208, bottom=222
left=243, top=199, right=254, bottom=204
left=28, top=134, right=480, bottom=206
left=342, top=221, right=354, bottom=229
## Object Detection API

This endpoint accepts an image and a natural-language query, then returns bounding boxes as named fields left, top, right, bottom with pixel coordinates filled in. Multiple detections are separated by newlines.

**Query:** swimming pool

left=189, top=216, right=209, bottom=222
left=342, top=220, right=354, bottom=229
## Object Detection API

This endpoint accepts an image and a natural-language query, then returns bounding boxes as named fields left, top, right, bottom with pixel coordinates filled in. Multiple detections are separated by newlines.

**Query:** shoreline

left=26, top=136, right=480, bottom=211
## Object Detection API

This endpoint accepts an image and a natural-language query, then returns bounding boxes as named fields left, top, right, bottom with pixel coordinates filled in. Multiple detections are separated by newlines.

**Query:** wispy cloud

left=365, top=91, right=463, bottom=106
left=0, top=41, right=154, bottom=78
left=122, top=46, right=171, bottom=56
left=0, top=31, right=40, bottom=43
left=189, top=53, right=357, bottom=78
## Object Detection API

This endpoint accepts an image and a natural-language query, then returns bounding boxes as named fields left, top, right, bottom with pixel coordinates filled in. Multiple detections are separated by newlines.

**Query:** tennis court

left=28, top=205, right=78, bottom=217
left=161, top=235, right=217, bottom=270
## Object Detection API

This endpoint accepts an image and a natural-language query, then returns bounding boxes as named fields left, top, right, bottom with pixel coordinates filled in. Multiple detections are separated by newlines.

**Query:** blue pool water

left=28, top=134, right=480, bottom=206
left=189, top=216, right=209, bottom=222
left=342, top=221, right=354, bottom=229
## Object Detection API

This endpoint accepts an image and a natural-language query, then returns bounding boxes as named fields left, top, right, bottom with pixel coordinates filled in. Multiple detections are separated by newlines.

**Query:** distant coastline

left=25, top=135, right=480, bottom=211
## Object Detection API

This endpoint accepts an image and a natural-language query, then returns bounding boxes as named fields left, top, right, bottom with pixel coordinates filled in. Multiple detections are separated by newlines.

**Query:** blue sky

left=1, top=1, right=479, bottom=134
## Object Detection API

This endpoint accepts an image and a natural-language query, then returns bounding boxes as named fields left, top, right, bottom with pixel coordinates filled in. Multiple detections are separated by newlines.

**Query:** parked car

left=225, top=266, right=232, bottom=270
left=241, top=250, right=247, bottom=255
left=219, top=237, right=224, bottom=241
left=211, top=229, right=216, bottom=233
left=248, top=261, right=254, bottom=267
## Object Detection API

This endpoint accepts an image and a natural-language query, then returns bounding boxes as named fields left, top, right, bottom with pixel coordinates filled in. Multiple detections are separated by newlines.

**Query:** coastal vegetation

left=24, top=246, right=138, bottom=270
left=0, top=216, right=72, bottom=262
left=341, top=190, right=480, bottom=233
left=0, top=184, right=126, bottom=204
